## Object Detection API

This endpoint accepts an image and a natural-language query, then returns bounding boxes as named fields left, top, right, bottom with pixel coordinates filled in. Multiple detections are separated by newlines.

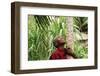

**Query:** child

left=50, top=36, right=77, bottom=60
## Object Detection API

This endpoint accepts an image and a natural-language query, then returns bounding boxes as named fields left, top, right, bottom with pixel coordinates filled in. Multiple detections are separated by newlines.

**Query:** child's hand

left=66, top=54, right=74, bottom=59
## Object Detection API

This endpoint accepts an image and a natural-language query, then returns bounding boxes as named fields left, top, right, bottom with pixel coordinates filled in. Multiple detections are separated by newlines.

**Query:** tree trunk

left=66, top=16, right=74, bottom=52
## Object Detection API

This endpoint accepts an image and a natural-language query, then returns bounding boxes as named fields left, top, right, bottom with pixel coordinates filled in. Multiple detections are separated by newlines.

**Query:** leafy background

left=28, top=15, right=88, bottom=60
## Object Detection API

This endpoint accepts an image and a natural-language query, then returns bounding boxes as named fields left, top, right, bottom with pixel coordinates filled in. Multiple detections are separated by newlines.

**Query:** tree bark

left=66, top=16, right=74, bottom=52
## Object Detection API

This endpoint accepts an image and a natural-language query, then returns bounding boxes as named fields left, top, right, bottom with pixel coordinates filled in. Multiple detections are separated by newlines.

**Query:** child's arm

left=64, top=48, right=78, bottom=58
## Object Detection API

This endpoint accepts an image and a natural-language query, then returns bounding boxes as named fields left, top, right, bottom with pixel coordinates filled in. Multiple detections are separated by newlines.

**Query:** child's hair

left=53, top=36, right=65, bottom=48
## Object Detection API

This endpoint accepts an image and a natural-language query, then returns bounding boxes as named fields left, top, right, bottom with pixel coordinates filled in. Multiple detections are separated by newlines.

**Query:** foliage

left=73, top=17, right=88, bottom=58
left=74, top=41, right=88, bottom=58
left=73, top=17, right=88, bottom=32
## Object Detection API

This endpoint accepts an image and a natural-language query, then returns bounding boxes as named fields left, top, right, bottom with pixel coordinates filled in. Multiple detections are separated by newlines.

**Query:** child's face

left=58, top=37, right=65, bottom=44
left=53, top=36, right=66, bottom=48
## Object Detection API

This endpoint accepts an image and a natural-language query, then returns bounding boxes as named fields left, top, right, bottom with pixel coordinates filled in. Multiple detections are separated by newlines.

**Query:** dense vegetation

left=28, top=15, right=88, bottom=60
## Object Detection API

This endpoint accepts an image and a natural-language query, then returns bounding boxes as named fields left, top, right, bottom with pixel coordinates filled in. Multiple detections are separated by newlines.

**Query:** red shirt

left=50, top=48, right=66, bottom=59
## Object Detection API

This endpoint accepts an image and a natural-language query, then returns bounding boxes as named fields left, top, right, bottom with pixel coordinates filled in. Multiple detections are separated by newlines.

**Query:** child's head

left=53, top=36, right=65, bottom=48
